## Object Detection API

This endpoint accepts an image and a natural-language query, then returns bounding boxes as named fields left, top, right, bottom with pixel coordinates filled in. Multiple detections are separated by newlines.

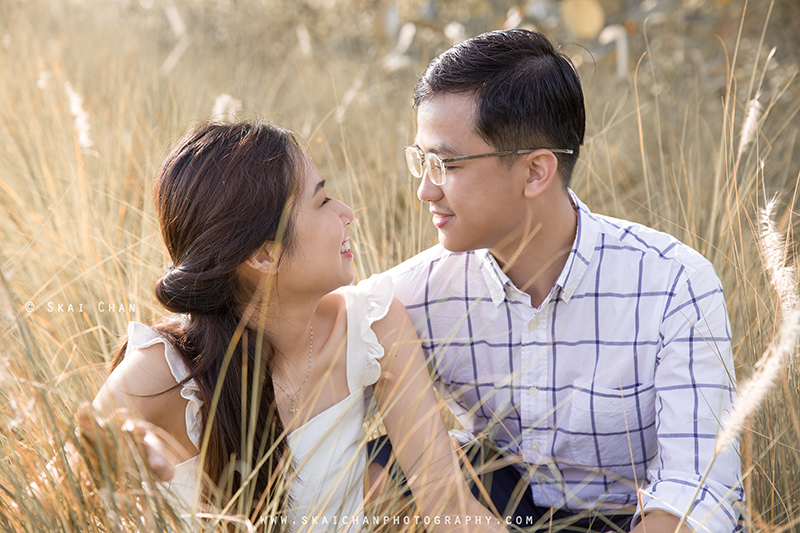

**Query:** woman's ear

left=522, top=149, right=560, bottom=199
left=245, top=243, right=280, bottom=274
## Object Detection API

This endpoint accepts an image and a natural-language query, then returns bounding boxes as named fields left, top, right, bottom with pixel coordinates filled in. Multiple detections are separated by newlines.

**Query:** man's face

left=414, top=92, right=529, bottom=253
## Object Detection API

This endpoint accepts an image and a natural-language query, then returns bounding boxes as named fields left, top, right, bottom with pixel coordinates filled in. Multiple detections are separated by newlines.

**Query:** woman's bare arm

left=24, top=344, right=186, bottom=517
left=371, top=299, right=506, bottom=533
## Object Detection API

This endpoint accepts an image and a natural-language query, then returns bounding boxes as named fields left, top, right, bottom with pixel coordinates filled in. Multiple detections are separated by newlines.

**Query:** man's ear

left=522, top=150, right=560, bottom=199
left=245, top=243, right=280, bottom=274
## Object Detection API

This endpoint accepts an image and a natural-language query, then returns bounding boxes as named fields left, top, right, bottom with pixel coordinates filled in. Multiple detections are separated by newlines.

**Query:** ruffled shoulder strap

left=342, top=275, right=394, bottom=392
left=126, top=322, right=204, bottom=450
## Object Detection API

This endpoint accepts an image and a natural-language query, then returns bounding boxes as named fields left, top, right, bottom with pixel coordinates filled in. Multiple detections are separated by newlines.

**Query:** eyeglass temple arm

left=443, top=148, right=574, bottom=163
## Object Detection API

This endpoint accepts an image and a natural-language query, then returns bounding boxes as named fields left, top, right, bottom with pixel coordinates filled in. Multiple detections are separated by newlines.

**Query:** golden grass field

left=0, top=0, right=799, bottom=531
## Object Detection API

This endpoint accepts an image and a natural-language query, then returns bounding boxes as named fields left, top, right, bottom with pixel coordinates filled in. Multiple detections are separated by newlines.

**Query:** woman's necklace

left=272, top=327, right=313, bottom=414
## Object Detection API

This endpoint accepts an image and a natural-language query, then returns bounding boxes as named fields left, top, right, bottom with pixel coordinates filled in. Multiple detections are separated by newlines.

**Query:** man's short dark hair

left=413, top=29, right=585, bottom=187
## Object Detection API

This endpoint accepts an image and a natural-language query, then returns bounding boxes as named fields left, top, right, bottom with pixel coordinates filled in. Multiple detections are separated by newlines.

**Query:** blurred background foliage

left=1, top=0, right=799, bottom=530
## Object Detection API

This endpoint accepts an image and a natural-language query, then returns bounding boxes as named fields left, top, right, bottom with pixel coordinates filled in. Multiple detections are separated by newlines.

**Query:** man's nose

left=417, top=170, right=443, bottom=203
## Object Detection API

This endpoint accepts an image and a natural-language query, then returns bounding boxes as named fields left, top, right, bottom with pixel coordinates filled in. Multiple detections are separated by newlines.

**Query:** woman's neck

left=246, top=288, right=319, bottom=378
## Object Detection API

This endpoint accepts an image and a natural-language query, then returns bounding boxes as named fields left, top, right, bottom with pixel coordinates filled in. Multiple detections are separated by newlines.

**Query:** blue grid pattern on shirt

left=385, top=195, right=743, bottom=530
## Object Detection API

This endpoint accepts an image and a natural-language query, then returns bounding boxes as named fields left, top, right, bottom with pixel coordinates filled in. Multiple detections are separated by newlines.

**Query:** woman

left=91, top=121, right=505, bottom=532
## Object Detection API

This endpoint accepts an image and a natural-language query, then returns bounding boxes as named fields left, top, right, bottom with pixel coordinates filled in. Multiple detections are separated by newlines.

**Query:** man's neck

left=491, top=191, right=578, bottom=309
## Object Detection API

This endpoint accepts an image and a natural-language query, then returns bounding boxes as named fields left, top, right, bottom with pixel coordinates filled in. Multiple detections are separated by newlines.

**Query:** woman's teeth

left=340, top=240, right=350, bottom=253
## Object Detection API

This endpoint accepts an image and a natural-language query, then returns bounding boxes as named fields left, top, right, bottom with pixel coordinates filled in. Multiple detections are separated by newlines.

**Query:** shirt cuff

left=633, top=476, right=742, bottom=533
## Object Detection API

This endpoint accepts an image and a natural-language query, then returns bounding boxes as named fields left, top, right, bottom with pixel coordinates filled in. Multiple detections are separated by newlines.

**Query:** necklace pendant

left=272, top=326, right=313, bottom=418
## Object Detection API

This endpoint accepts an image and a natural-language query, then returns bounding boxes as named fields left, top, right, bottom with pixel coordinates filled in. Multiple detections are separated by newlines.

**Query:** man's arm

left=631, top=511, right=693, bottom=533
left=635, top=264, right=743, bottom=533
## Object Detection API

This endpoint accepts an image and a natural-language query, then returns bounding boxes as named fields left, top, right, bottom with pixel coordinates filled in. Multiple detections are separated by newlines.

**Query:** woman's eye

left=322, top=197, right=332, bottom=205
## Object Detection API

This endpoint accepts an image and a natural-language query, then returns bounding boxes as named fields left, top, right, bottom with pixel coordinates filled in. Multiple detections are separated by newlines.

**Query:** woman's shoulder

left=93, top=324, right=184, bottom=420
left=317, top=291, right=349, bottom=346
left=116, top=340, right=179, bottom=396
left=319, top=289, right=348, bottom=316
left=313, top=291, right=349, bottom=365
left=94, top=322, right=200, bottom=462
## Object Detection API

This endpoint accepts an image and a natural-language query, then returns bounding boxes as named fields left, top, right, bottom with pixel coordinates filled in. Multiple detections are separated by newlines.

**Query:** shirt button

left=528, top=386, right=539, bottom=397
left=527, top=319, right=537, bottom=331
left=529, top=442, right=539, bottom=452
left=493, top=291, right=503, bottom=300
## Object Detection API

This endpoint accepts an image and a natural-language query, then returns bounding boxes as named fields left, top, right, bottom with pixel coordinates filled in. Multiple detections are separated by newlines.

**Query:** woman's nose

left=339, top=200, right=355, bottom=225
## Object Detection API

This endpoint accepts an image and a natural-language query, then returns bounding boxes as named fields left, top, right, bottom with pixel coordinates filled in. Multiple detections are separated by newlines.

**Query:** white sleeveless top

left=123, top=275, right=392, bottom=532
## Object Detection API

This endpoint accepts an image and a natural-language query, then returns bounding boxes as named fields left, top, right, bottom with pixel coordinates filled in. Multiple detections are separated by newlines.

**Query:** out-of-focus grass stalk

left=0, top=0, right=798, bottom=531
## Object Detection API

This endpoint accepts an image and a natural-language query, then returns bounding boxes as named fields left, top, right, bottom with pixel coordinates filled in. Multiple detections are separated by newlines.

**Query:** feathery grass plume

left=211, top=94, right=242, bottom=123
left=64, top=81, right=93, bottom=149
left=160, top=3, right=189, bottom=75
left=381, top=22, right=416, bottom=73
left=598, top=25, right=628, bottom=80
left=759, top=196, right=799, bottom=316
left=296, top=24, right=312, bottom=58
left=36, top=70, right=51, bottom=89
left=716, top=197, right=800, bottom=453
left=2, top=0, right=799, bottom=529
left=734, top=47, right=776, bottom=174
left=443, top=21, right=466, bottom=45
left=736, top=94, right=763, bottom=165
left=334, top=76, right=364, bottom=123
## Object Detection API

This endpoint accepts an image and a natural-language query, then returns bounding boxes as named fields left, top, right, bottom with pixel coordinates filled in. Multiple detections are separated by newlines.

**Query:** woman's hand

left=77, top=403, right=175, bottom=483
left=22, top=404, right=175, bottom=521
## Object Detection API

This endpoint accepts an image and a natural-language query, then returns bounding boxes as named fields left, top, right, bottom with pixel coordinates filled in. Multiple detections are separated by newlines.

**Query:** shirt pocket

left=566, top=381, right=657, bottom=470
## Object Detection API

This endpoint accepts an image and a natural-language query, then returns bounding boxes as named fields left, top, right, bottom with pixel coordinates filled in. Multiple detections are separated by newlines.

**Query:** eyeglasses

left=405, top=146, right=574, bottom=186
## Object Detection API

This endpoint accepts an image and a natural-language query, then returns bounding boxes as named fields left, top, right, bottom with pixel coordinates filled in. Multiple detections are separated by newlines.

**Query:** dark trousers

left=367, top=435, right=634, bottom=532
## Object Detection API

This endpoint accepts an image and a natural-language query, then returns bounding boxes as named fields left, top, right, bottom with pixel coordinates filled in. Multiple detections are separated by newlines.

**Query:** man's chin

left=437, top=233, right=477, bottom=253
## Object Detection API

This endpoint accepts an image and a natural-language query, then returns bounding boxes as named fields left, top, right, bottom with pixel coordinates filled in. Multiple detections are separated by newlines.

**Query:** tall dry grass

left=0, top=0, right=798, bottom=531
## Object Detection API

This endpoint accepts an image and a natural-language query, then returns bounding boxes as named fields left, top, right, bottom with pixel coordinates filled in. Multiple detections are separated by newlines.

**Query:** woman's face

left=277, top=155, right=355, bottom=297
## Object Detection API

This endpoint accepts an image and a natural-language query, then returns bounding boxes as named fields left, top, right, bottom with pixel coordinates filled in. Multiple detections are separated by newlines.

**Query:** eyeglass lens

left=405, top=147, right=445, bottom=185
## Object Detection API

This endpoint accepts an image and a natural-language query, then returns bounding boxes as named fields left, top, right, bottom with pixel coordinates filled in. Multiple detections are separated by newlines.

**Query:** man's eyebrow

left=415, top=142, right=460, bottom=157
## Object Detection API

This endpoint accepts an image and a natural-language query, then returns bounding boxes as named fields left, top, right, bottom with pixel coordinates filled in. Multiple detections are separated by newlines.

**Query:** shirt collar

left=478, top=189, right=599, bottom=307
left=557, top=190, right=598, bottom=302
left=477, top=249, right=508, bottom=306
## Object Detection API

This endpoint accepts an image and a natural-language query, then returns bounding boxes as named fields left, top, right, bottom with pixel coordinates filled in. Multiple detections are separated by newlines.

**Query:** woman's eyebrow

left=313, top=179, right=326, bottom=195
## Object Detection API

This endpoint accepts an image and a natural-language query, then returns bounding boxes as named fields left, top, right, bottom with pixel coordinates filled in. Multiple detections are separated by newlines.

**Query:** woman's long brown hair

left=111, top=121, right=301, bottom=525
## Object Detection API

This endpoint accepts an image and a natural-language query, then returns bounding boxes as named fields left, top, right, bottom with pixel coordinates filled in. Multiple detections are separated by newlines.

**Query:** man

left=375, top=29, right=743, bottom=533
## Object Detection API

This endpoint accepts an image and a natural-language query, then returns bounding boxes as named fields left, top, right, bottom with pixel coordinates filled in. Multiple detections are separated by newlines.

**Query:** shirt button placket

left=522, top=309, right=548, bottom=462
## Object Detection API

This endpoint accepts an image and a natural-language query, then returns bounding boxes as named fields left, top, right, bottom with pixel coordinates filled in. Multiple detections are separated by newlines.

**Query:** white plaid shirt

left=381, top=192, right=743, bottom=532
